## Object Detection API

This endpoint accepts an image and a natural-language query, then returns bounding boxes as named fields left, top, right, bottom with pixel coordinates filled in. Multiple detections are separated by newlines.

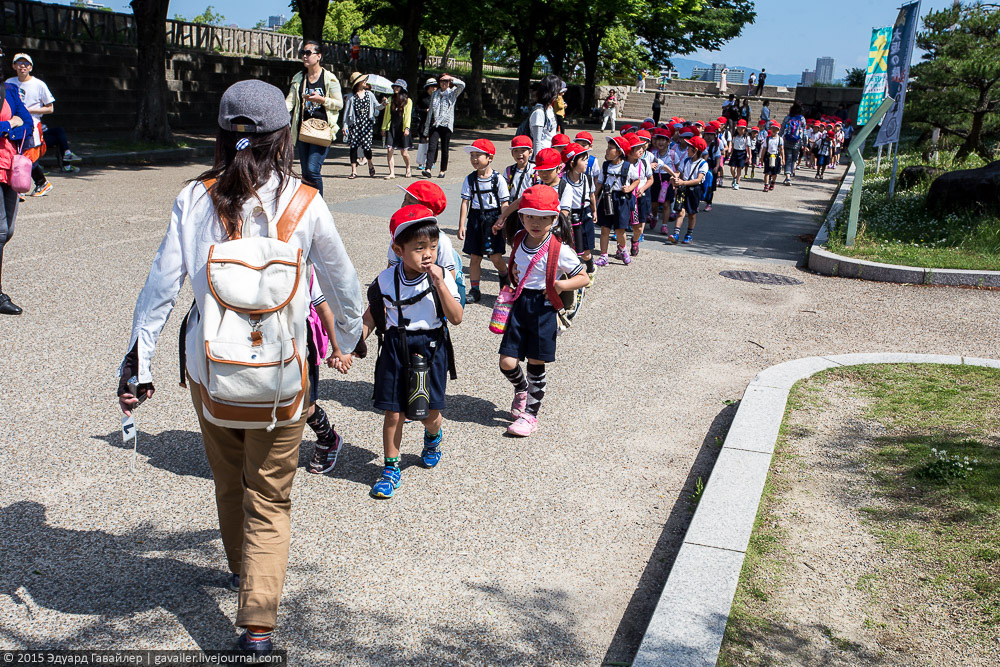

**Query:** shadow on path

left=602, top=401, right=740, bottom=665
left=0, top=501, right=234, bottom=650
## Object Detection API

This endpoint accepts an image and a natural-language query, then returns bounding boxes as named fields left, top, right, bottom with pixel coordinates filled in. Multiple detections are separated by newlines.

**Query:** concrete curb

left=807, top=163, right=1000, bottom=287
left=42, top=146, right=215, bottom=168
left=632, top=353, right=1000, bottom=667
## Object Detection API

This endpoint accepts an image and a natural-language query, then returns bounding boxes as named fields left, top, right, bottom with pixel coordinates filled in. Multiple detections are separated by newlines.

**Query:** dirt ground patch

left=720, top=365, right=1000, bottom=667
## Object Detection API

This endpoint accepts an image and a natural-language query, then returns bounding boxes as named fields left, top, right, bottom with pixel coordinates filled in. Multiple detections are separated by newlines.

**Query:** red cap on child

left=518, top=185, right=561, bottom=216
left=736, top=119, right=747, bottom=128
left=534, top=147, right=563, bottom=171
left=688, top=137, right=708, bottom=152
left=390, top=205, right=436, bottom=241
left=463, top=138, right=496, bottom=156
left=561, top=142, right=589, bottom=163
left=551, top=133, right=572, bottom=148
left=607, top=135, right=632, bottom=155
left=396, top=181, right=447, bottom=216
left=574, top=131, right=594, bottom=146
left=510, top=135, right=532, bottom=149
left=636, top=129, right=652, bottom=143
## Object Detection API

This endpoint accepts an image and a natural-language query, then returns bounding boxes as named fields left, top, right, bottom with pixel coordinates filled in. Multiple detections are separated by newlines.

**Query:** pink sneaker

left=507, top=414, right=538, bottom=437
left=511, top=391, right=528, bottom=419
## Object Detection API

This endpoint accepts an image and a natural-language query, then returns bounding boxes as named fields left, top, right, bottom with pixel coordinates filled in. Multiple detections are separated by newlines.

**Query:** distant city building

left=268, top=15, right=286, bottom=29
left=77, top=0, right=108, bottom=8
left=692, top=63, right=746, bottom=84
left=815, top=57, right=835, bottom=84
left=799, top=70, right=816, bottom=87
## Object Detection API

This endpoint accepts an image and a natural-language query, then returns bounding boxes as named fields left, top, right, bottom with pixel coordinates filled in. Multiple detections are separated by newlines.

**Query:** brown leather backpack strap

left=202, top=178, right=217, bottom=190
left=276, top=183, right=318, bottom=242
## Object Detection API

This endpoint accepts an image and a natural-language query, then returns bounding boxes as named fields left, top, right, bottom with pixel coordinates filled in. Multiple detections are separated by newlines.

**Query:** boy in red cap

left=361, top=205, right=464, bottom=498
left=815, top=130, right=834, bottom=179
left=760, top=122, right=784, bottom=191
left=458, top=138, right=511, bottom=302
left=667, top=136, right=709, bottom=245
left=594, top=136, right=642, bottom=266
left=505, top=134, right=537, bottom=201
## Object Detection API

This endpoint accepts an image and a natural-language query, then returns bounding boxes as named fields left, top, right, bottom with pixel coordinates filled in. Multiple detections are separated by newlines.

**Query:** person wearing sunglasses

left=285, top=41, right=343, bottom=196
left=0, top=45, right=34, bottom=315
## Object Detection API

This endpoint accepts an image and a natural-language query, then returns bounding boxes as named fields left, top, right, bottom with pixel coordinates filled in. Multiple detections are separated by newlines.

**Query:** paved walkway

left=1, top=128, right=996, bottom=664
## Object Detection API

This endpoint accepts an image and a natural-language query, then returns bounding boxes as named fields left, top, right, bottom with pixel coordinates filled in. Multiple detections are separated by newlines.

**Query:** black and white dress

left=350, top=93, right=374, bottom=152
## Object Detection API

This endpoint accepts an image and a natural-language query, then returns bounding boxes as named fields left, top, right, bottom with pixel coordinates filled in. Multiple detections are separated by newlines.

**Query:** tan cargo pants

left=189, top=380, right=307, bottom=629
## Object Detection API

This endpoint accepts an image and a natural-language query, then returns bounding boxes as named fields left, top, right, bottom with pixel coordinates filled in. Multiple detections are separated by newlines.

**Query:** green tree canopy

left=910, top=1, right=1000, bottom=160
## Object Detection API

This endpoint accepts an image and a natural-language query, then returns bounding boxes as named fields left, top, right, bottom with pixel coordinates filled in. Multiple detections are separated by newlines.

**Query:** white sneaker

left=64, top=151, right=82, bottom=162
left=733, top=182, right=740, bottom=190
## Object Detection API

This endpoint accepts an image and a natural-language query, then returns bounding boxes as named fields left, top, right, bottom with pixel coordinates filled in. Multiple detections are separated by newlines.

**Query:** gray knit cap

left=218, top=80, right=289, bottom=133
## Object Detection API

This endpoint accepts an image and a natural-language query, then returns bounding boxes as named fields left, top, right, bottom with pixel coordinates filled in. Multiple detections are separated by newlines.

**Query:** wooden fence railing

left=0, top=0, right=405, bottom=71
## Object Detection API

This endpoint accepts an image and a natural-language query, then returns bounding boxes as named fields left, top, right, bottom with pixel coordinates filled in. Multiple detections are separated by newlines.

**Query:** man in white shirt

left=5, top=53, right=81, bottom=193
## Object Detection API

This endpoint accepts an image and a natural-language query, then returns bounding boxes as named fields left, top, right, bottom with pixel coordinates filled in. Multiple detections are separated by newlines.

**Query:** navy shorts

left=730, top=151, right=747, bottom=168
left=676, top=187, right=701, bottom=216
left=817, top=155, right=829, bottom=166
left=598, top=192, right=635, bottom=230
left=498, top=289, right=558, bottom=363
left=763, top=155, right=783, bottom=175
left=570, top=207, right=595, bottom=255
left=463, top=207, right=505, bottom=257
left=373, top=328, right=449, bottom=413
left=637, top=191, right=652, bottom=221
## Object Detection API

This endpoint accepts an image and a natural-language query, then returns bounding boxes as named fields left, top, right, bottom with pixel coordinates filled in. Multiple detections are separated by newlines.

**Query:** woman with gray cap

left=422, top=72, right=464, bottom=178
left=381, top=78, right=412, bottom=179
left=117, top=79, right=364, bottom=657
left=285, top=40, right=343, bottom=196
left=344, top=71, right=384, bottom=178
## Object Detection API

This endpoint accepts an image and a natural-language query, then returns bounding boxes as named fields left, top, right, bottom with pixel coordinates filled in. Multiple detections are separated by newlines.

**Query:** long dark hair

left=535, top=74, right=563, bottom=108
left=392, top=88, right=409, bottom=113
left=504, top=210, right=573, bottom=245
left=194, top=125, right=296, bottom=239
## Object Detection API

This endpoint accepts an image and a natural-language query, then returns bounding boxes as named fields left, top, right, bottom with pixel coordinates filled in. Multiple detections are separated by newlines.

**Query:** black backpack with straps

left=367, top=269, right=457, bottom=385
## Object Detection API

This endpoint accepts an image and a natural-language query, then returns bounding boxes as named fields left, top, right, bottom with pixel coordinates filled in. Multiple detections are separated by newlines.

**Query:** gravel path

left=0, top=129, right=996, bottom=664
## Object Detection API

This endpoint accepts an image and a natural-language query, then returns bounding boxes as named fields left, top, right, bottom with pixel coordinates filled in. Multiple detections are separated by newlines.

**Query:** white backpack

left=194, top=180, right=316, bottom=431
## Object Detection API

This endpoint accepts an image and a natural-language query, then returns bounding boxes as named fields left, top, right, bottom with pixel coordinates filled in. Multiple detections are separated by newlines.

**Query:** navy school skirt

left=498, top=289, right=558, bottom=363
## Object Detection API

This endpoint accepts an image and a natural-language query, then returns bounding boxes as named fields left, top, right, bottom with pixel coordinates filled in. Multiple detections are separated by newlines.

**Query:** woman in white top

left=117, top=80, right=364, bottom=656
left=528, top=75, right=563, bottom=155
left=422, top=73, right=465, bottom=178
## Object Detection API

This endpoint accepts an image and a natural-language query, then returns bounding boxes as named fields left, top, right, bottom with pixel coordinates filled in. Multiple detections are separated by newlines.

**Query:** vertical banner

left=875, top=1, right=921, bottom=146
left=857, top=26, right=892, bottom=126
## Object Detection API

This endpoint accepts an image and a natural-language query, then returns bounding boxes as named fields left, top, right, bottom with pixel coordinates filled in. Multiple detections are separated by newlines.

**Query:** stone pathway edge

left=632, top=353, right=1000, bottom=667
left=807, top=163, right=1000, bottom=287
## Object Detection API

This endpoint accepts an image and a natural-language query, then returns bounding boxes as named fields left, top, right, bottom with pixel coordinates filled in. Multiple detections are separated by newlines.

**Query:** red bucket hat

left=607, top=135, right=631, bottom=155
left=561, top=142, right=588, bottom=163
left=574, top=131, right=594, bottom=146
left=551, top=133, right=572, bottom=149
left=510, top=135, right=532, bottom=149
left=463, top=138, right=496, bottom=156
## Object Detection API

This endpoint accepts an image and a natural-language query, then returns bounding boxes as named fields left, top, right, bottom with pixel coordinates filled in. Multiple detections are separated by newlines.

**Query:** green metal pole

left=846, top=96, right=895, bottom=247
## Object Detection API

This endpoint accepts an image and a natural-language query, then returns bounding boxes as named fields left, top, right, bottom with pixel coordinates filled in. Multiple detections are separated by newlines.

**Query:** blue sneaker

left=682, top=233, right=693, bottom=245
left=370, top=466, right=402, bottom=499
left=421, top=430, right=443, bottom=468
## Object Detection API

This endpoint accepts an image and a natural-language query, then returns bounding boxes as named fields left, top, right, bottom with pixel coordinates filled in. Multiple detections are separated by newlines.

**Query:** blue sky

left=58, top=0, right=957, bottom=76
left=689, top=0, right=959, bottom=75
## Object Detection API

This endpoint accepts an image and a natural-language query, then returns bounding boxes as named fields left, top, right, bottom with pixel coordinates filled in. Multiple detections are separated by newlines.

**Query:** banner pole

left=846, top=96, right=895, bottom=247
left=876, top=144, right=883, bottom=171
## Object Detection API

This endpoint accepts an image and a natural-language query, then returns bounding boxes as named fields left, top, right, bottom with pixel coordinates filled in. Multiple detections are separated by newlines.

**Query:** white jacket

left=122, top=174, right=364, bottom=387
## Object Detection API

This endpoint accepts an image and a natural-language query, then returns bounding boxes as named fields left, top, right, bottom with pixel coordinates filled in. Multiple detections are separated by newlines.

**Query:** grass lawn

left=720, top=363, right=1000, bottom=665
left=825, top=147, right=1000, bottom=271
